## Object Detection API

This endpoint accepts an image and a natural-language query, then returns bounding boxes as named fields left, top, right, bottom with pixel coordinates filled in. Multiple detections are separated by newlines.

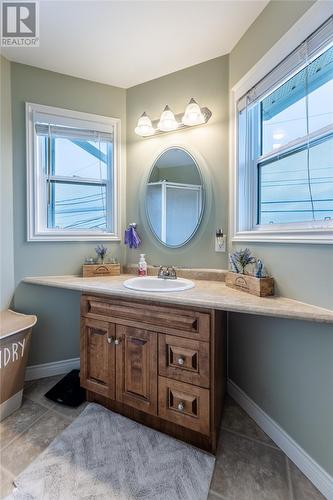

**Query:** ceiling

left=1, top=0, right=269, bottom=89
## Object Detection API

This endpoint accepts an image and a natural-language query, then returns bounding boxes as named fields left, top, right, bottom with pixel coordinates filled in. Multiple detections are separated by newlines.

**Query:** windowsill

left=232, top=229, right=333, bottom=245
left=27, top=233, right=121, bottom=242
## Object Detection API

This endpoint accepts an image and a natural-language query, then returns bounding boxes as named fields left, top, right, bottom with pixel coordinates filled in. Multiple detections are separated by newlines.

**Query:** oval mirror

left=146, top=147, right=204, bottom=248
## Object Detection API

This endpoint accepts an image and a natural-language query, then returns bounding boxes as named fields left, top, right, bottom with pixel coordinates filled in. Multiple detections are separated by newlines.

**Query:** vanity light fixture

left=182, top=98, right=205, bottom=126
left=134, top=112, right=155, bottom=137
left=157, top=105, right=179, bottom=132
left=134, top=98, right=212, bottom=137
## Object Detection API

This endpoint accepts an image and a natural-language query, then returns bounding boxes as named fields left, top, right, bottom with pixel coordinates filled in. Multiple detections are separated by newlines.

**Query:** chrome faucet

left=157, top=266, right=177, bottom=280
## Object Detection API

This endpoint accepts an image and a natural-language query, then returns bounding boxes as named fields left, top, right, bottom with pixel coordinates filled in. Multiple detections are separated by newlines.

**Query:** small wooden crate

left=82, top=263, right=121, bottom=278
left=225, top=272, right=274, bottom=297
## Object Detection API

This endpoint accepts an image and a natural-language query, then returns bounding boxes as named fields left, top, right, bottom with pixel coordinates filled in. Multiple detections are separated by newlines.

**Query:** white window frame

left=230, top=2, right=333, bottom=245
left=26, top=103, right=121, bottom=241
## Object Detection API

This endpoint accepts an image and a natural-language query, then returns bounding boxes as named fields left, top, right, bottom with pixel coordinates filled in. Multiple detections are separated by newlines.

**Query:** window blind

left=262, top=45, right=333, bottom=121
left=237, top=16, right=333, bottom=112
left=35, top=123, right=113, bottom=142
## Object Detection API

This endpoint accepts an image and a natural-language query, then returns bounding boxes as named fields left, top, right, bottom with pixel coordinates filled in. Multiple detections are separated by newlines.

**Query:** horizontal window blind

left=262, top=46, right=333, bottom=121
left=237, top=16, right=333, bottom=112
left=35, top=123, right=113, bottom=142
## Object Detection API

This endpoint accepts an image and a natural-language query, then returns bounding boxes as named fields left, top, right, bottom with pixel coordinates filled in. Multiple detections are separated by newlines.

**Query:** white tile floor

left=0, top=376, right=324, bottom=500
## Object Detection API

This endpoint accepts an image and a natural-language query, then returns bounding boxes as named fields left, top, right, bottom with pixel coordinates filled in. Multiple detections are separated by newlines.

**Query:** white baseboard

left=25, top=358, right=80, bottom=381
left=227, top=379, right=333, bottom=500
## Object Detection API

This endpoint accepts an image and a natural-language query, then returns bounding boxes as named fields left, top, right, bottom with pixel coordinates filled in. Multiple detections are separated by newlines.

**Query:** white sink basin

left=123, top=276, right=195, bottom=292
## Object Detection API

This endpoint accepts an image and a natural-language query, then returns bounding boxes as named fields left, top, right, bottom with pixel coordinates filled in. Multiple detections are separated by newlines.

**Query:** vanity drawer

left=158, top=377, right=210, bottom=435
left=81, top=295, right=210, bottom=341
left=158, top=334, right=210, bottom=388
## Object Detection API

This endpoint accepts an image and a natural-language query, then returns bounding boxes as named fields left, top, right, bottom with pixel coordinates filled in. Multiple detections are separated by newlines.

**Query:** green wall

left=229, top=0, right=316, bottom=87
left=11, top=63, right=126, bottom=280
left=228, top=0, right=333, bottom=477
left=229, top=313, right=333, bottom=475
left=10, top=63, right=126, bottom=364
left=126, top=55, right=229, bottom=268
left=0, top=56, right=14, bottom=310
left=230, top=244, right=333, bottom=310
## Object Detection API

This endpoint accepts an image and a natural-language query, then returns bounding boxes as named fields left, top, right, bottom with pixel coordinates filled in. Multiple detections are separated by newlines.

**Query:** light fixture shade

left=157, top=105, right=179, bottom=132
left=134, top=112, right=155, bottom=137
left=182, top=98, right=205, bottom=126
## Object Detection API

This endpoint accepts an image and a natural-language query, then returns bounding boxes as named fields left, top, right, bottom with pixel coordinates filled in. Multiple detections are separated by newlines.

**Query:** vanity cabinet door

left=80, top=318, right=116, bottom=399
left=115, top=325, right=158, bottom=415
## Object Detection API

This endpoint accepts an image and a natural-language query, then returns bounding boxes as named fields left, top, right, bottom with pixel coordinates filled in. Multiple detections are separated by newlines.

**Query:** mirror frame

left=144, top=146, right=206, bottom=248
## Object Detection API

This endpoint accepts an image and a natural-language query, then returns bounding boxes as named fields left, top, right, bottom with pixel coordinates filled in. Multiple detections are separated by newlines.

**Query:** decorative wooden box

left=82, top=263, right=121, bottom=278
left=225, top=272, right=274, bottom=297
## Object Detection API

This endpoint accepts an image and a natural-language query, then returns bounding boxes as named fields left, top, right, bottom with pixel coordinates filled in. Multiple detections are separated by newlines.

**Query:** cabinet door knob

left=114, top=338, right=121, bottom=345
left=177, top=401, right=185, bottom=412
left=177, top=356, right=185, bottom=366
left=107, top=337, right=114, bottom=344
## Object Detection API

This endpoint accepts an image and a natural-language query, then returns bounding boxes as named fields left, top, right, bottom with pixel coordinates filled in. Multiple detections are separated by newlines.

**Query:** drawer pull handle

left=107, top=337, right=114, bottom=344
left=114, top=338, right=121, bottom=345
left=177, top=401, right=185, bottom=412
left=192, top=319, right=198, bottom=330
left=131, top=338, right=146, bottom=346
left=177, top=356, right=185, bottom=366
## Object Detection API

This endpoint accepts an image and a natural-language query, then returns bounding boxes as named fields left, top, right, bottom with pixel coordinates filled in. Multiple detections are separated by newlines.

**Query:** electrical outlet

left=215, top=234, right=226, bottom=252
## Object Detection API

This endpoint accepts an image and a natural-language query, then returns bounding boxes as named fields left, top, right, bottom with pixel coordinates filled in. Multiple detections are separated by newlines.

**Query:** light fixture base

left=135, top=102, right=212, bottom=138
left=148, top=107, right=211, bottom=137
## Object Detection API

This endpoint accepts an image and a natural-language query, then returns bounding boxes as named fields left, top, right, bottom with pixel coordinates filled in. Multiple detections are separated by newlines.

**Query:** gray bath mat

left=7, top=403, right=215, bottom=500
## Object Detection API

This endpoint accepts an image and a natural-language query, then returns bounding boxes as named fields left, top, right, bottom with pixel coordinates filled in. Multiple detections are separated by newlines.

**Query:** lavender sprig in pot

left=95, top=244, right=108, bottom=264
left=230, top=248, right=256, bottom=274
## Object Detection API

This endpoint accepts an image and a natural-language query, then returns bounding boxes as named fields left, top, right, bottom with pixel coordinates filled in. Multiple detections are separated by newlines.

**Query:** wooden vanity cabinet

left=80, top=294, right=226, bottom=454
left=115, top=325, right=158, bottom=416
left=80, top=318, right=116, bottom=399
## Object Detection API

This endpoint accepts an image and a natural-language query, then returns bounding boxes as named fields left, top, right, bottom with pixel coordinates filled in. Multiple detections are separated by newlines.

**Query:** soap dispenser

left=138, top=254, right=147, bottom=276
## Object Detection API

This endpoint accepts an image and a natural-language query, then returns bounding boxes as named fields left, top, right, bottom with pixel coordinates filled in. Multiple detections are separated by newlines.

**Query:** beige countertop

left=23, top=274, right=333, bottom=325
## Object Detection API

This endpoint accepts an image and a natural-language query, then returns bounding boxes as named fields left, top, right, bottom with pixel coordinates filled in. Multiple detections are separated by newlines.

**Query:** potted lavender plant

left=229, top=248, right=256, bottom=274
left=227, top=248, right=274, bottom=297
left=95, top=244, right=108, bottom=264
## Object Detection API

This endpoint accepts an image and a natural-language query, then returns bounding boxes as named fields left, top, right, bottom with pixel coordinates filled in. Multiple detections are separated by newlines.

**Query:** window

left=235, top=17, right=333, bottom=243
left=26, top=104, right=120, bottom=241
